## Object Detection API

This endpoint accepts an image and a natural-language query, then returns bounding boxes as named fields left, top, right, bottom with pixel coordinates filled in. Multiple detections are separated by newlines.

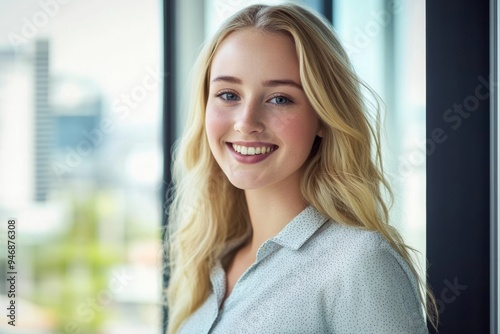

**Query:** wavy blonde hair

left=166, top=3, right=437, bottom=333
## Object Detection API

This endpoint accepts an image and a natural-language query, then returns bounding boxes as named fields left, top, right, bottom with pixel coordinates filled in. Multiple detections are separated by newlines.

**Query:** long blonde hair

left=166, top=4, right=437, bottom=333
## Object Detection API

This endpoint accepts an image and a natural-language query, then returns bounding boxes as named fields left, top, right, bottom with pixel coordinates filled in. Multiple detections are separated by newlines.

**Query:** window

left=333, top=0, right=427, bottom=275
left=0, top=1, right=162, bottom=333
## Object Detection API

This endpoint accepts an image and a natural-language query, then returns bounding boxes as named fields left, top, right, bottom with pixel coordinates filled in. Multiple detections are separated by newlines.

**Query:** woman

left=167, top=3, right=436, bottom=333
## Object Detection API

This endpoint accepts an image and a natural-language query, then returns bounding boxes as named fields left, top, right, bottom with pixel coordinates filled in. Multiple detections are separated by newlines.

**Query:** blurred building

left=34, top=39, right=53, bottom=202
left=51, top=75, right=103, bottom=184
left=0, top=39, right=105, bottom=205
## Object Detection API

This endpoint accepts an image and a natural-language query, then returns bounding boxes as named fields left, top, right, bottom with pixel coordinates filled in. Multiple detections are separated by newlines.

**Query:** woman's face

left=205, top=28, right=321, bottom=191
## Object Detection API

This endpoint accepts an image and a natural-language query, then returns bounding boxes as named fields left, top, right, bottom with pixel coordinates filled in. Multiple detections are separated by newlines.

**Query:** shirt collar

left=219, top=205, right=329, bottom=260
left=270, top=205, right=329, bottom=250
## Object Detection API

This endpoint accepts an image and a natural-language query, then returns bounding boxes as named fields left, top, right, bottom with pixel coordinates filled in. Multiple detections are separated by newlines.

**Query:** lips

left=226, top=142, right=279, bottom=163
left=231, top=143, right=277, bottom=155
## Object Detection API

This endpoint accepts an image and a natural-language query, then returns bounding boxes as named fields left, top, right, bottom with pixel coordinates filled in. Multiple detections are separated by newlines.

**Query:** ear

left=316, top=123, right=325, bottom=138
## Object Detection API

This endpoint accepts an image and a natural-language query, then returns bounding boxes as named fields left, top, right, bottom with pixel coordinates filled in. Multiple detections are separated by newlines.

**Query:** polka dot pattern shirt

left=178, top=205, right=429, bottom=334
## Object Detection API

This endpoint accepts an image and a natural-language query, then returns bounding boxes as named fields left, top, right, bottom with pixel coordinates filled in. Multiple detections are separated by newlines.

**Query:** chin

left=227, top=181, right=256, bottom=190
left=226, top=177, right=264, bottom=191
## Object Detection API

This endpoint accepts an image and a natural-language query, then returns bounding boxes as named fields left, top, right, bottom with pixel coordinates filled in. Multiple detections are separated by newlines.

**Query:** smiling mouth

left=230, top=143, right=278, bottom=156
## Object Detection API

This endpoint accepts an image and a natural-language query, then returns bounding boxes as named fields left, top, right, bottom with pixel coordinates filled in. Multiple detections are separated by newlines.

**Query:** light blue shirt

left=178, top=205, right=428, bottom=334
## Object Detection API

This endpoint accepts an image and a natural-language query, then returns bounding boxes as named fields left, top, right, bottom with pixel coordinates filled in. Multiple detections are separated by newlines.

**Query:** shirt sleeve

left=324, top=238, right=429, bottom=334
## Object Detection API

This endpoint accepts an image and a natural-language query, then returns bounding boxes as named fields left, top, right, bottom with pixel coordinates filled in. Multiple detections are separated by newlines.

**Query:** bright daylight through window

left=0, top=1, right=162, bottom=333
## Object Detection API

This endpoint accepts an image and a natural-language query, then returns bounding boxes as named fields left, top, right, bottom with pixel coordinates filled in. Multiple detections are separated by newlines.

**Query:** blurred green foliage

left=31, top=190, right=124, bottom=333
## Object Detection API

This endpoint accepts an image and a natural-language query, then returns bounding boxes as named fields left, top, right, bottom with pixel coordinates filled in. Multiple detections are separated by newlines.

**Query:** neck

left=243, top=178, right=307, bottom=254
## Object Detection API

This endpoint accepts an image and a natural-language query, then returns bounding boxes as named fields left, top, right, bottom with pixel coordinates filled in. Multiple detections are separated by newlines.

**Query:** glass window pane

left=334, top=0, right=427, bottom=272
left=0, top=1, right=162, bottom=333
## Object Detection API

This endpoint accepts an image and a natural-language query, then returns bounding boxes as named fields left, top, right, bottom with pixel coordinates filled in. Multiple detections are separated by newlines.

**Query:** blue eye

left=269, top=95, right=293, bottom=105
left=217, top=92, right=239, bottom=101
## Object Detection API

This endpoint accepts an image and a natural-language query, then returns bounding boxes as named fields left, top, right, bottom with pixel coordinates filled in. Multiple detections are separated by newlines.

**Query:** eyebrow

left=211, top=75, right=242, bottom=85
left=211, top=75, right=303, bottom=90
left=263, top=79, right=303, bottom=90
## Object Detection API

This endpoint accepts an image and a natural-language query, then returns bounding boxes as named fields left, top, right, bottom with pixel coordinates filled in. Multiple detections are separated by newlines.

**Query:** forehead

left=210, top=28, right=300, bottom=81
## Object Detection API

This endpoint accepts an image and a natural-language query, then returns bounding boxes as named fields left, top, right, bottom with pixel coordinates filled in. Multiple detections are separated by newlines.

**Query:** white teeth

left=231, top=144, right=275, bottom=156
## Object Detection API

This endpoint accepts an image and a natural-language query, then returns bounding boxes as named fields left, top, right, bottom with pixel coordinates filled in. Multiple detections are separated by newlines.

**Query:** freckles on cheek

left=278, top=115, right=318, bottom=148
left=271, top=114, right=295, bottom=132
left=272, top=114, right=306, bottom=136
left=205, top=107, right=230, bottom=142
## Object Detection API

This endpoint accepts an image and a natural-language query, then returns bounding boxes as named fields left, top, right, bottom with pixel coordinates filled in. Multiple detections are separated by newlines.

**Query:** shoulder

left=313, top=221, right=427, bottom=333
left=313, top=220, right=418, bottom=290
left=310, top=219, right=395, bottom=261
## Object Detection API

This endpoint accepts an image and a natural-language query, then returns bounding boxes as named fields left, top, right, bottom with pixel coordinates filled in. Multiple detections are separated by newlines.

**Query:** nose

left=233, top=101, right=264, bottom=134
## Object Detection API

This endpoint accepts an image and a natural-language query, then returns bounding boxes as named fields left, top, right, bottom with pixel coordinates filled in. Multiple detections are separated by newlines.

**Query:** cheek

left=205, top=105, right=230, bottom=147
left=272, top=112, right=319, bottom=147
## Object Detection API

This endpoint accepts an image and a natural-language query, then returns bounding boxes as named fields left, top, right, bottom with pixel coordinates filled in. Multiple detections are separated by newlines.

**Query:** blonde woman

left=167, top=3, right=436, bottom=333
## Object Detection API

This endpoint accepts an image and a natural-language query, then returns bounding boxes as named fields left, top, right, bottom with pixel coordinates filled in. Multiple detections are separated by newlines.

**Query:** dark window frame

left=426, top=0, right=491, bottom=332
